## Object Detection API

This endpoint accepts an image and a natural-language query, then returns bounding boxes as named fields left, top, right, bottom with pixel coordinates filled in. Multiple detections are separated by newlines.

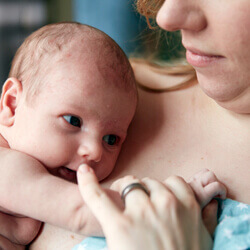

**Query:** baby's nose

left=77, top=139, right=102, bottom=163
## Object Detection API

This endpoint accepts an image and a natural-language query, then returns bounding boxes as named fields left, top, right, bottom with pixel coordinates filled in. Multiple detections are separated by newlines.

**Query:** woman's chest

left=106, top=89, right=250, bottom=204
left=112, top=123, right=249, bottom=202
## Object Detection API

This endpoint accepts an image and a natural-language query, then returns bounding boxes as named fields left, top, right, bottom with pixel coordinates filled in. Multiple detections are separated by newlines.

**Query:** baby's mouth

left=58, top=166, right=77, bottom=182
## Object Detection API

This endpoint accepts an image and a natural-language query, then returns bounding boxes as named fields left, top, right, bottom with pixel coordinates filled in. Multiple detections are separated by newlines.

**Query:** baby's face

left=10, top=54, right=137, bottom=182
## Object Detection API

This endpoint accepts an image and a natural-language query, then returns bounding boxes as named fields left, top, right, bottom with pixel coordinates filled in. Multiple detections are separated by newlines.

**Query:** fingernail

left=78, top=164, right=90, bottom=174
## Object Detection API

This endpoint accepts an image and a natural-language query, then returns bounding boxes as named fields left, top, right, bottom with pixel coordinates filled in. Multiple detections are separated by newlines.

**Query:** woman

left=29, top=0, right=250, bottom=249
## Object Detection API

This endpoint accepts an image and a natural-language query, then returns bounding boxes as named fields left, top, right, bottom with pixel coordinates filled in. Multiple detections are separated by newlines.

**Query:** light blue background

left=73, top=0, right=147, bottom=55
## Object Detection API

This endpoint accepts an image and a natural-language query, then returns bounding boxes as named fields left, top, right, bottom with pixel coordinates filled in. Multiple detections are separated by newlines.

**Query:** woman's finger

left=111, top=175, right=139, bottom=193
left=204, top=182, right=227, bottom=200
left=113, top=176, right=151, bottom=218
left=142, top=178, right=174, bottom=217
left=164, top=175, right=196, bottom=207
left=77, top=164, right=121, bottom=228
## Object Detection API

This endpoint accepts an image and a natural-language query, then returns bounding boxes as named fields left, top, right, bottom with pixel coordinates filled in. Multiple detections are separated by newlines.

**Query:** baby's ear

left=0, top=78, right=23, bottom=126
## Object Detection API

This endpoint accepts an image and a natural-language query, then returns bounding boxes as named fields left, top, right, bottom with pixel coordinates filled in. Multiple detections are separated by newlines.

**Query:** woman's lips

left=186, top=48, right=224, bottom=67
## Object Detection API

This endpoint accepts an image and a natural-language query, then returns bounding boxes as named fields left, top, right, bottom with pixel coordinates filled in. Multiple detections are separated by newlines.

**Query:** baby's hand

left=188, top=169, right=227, bottom=209
left=0, top=212, right=41, bottom=246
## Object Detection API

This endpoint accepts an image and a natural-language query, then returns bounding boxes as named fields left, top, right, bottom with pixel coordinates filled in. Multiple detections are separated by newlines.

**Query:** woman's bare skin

left=30, top=63, right=250, bottom=249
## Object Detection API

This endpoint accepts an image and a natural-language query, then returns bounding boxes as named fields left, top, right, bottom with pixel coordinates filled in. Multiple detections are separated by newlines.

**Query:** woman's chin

left=216, top=99, right=250, bottom=114
left=198, top=78, right=250, bottom=113
left=202, top=88, right=250, bottom=114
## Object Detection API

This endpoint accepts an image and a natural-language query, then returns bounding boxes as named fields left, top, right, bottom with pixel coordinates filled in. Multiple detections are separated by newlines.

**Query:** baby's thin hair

left=9, top=22, right=136, bottom=100
left=9, top=22, right=81, bottom=98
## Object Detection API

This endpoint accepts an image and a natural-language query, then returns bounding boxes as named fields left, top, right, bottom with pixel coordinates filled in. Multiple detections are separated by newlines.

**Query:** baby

left=0, top=22, right=226, bottom=247
left=0, top=22, right=137, bottom=245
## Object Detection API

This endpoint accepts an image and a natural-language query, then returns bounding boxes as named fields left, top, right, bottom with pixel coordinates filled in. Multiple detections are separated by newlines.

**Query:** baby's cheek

left=95, top=155, right=118, bottom=181
left=42, top=144, right=74, bottom=168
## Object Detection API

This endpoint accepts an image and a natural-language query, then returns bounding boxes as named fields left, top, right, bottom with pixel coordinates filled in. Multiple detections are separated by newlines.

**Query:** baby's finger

left=189, top=169, right=218, bottom=187
left=202, top=199, right=218, bottom=235
left=188, top=169, right=210, bottom=181
left=204, top=182, right=227, bottom=200
left=77, top=164, right=121, bottom=228
left=0, top=235, right=25, bottom=250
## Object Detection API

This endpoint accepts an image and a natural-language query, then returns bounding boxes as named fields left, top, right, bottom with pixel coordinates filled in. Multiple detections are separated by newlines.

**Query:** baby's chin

left=57, top=166, right=77, bottom=183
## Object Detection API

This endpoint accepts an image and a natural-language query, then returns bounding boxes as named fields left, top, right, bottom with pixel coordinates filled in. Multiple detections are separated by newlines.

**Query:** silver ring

left=121, top=183, right=150, bottom=203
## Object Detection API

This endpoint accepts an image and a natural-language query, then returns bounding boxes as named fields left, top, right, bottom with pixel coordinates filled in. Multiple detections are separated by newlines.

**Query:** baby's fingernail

left=78, top=164, right=90, bottom=174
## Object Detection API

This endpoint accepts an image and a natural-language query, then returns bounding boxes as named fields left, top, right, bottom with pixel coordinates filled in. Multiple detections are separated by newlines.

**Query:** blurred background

left=0, top=0, right=183, bottom=86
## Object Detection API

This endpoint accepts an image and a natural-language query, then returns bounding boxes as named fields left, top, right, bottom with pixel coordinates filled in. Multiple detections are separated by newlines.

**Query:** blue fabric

left=213, top=199, right=250, bottom=250
left=72, top=237, right=107, bottom=250
left=72, top=199, right=250, bottom=250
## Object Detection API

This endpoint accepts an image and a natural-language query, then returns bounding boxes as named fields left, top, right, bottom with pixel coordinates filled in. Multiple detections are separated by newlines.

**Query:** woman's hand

left=77, top=164, right=213, bottom=250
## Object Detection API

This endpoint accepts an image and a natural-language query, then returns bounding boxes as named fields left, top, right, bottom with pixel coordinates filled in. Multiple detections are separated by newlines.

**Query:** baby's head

left=0, top=22, right=137, bottom=182
left=9, top=22, right=136, bottom=101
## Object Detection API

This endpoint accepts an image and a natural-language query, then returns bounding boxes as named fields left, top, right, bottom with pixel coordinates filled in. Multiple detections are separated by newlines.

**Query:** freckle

left=201, top=157, right=204, bottom=160
left=71, top=235, right=75, bottom=239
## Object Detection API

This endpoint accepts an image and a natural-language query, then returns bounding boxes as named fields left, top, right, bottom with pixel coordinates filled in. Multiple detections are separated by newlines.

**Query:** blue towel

left=213, top=199, right=250, bottom=250
left=72, top=237, right=107, bottom=250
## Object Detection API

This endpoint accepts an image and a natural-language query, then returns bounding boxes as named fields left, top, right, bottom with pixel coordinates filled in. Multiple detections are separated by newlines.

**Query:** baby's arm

left=188, top=169, right=227, bottom=209
left=0, top=144, right=42, bottom=245
left=0, top=147, right=122, bottom=237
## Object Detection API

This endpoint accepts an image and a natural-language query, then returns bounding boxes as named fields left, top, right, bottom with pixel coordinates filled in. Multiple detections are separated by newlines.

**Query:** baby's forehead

left=52, top=36, right=135, bottom=91
left=67, top=34, right=127, bottom=65
left=26, top=24, right=135, bottom=97
left=43, top=56, right=133, bottom=96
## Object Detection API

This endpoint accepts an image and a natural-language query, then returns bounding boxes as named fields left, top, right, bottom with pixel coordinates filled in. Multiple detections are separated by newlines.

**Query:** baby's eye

left=103, top=134, right=118, bottom=146
left=63, top=115, right=81, bottom=128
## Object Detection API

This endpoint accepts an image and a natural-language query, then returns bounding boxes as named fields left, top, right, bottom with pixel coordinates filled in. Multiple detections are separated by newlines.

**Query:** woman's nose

left=156, top=0, right=207, bottom=32
left=77, top=139, right=102, bottom=163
